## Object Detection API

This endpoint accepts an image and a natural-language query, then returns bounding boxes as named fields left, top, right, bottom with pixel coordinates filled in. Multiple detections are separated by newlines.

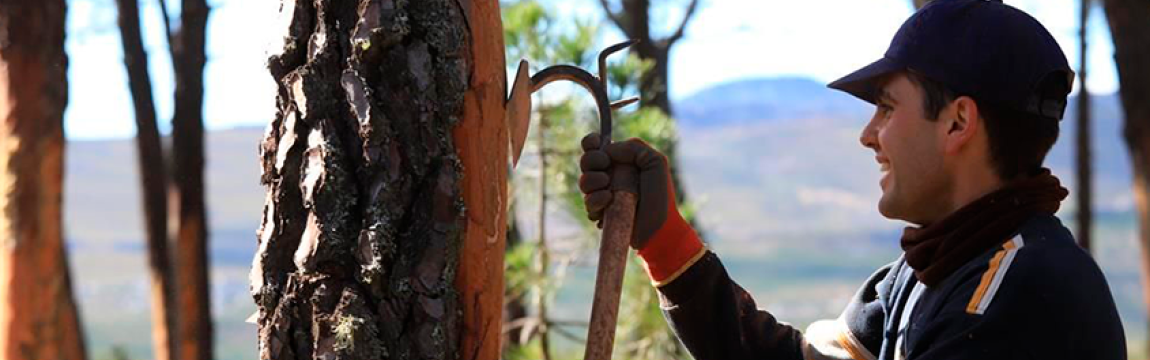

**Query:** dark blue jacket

left=657, top=214, right=1126, bottom=359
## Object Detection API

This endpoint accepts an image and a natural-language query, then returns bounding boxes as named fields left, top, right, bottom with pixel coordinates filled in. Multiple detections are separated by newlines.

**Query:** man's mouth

left=876, top=156, right=891, bottom=188
left=875, top=155, right=891, bottom=172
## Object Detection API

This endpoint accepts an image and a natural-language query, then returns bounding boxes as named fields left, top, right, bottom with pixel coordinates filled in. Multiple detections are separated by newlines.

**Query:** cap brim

left=827, top=57, right=905, bottom=104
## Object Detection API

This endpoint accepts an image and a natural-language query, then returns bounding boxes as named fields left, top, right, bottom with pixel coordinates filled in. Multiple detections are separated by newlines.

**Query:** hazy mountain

left=677, top=77, right=869, bottom=128
left=674, top=77, right=1134, bottom=221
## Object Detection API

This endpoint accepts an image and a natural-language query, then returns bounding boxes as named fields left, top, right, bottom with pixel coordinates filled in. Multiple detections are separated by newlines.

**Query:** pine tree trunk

left=115, top=0, right=179, bottom=358
left=1101, top=0, right=1150, bottom=354
left=251, top=0, right=507, bottom=359
left=0, top=0, right=88, bottom=359
left=1075, top=0, right=1092, bottom=251
left=170, top=0, right=213, bottom=359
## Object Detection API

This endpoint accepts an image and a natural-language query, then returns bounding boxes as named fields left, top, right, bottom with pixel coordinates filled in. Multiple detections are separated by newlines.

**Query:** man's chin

left=877, top=197, right=897, bottom=219
left=876, top=197, right=912, bottom=223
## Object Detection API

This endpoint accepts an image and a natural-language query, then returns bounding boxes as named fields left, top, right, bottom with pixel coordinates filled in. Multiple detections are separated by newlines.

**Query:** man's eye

left=877, top=103, right=893, bottom=114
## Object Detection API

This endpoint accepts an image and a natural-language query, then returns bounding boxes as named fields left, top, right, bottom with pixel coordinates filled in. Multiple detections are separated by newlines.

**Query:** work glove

left=579, top=133, right=704, bottom=286
left=578, top=133, right=679, bottom=250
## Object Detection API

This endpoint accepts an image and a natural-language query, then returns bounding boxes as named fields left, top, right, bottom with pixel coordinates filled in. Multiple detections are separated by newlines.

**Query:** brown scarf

left=900, top=168, right=1068, bottom=287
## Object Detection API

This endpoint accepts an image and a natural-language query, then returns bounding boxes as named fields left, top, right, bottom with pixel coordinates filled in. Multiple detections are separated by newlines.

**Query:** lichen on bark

left=252, top=0, right=472, bottom=358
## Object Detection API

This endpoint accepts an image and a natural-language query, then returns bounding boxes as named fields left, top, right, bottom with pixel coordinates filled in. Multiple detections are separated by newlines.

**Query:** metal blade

left=610, top=97, right=640, bottom=110
left=507, top=59, right=533, bottom=168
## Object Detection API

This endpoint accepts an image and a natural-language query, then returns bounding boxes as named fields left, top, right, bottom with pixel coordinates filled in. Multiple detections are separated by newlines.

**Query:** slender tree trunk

left=535, top=118, right=552, bottom=360
left=170, top=0, right=213, bottom=359
left=0, top=0, right=87, bottom=359
left=1076, top=0, right=1093, bottom=252
left=502, top=214, right=527, bottom=350
left=1102, top=0, right=1150, bottom=354
left=252, top=0, right=506, bottom=359
left=115, top=0, right=179, bottom=358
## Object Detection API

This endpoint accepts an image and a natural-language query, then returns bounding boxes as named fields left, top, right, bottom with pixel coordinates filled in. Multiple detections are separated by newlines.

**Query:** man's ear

left=943, top=96, right=981, bottom=154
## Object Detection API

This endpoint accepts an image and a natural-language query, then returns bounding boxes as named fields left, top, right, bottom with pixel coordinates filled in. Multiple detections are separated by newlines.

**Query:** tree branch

left=665, top=0, right=700, bottom=45
left=597, top=0, right=630, bottom=36
left=156, top=0, right=174, bottom=48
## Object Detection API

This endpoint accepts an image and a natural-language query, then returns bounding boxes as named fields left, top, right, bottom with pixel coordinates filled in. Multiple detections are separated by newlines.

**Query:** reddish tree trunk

left=1102, top=0, right=1150, bottom=354
left=251, top=0, right=506, bottom=358
left=0, top=0, right=88, bottom=358
left=170, top=0, right=213, bottom=359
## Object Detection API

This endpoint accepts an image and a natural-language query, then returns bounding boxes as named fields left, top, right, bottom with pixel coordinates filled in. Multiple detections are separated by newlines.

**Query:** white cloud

left=796, top=186, right=874, bottom=213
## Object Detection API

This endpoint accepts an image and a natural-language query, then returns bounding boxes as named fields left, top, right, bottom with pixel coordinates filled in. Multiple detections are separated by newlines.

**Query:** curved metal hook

left=529, top=65, right=613, bottom=142
left=528, top=40, right=638, bottom=146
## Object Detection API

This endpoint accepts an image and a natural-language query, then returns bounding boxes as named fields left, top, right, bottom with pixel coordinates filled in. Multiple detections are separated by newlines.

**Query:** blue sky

left=64, top=0, right=1119, bottom=139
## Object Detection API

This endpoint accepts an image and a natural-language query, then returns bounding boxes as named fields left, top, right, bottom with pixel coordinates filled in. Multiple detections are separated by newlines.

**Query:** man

left=578, top=0, right=1126, bottom=359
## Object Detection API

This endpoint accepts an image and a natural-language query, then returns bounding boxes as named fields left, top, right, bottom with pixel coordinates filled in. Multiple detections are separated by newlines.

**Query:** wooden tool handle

left=583, top=190, right=637, bottom=360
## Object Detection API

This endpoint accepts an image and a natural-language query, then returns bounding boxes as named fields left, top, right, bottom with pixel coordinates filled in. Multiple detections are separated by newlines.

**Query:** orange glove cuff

left=637, top=209, right=705, bottom=287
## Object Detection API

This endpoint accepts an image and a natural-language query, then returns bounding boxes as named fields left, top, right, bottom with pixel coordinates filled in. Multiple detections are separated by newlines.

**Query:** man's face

left=860, top=73, right=952, bottom=225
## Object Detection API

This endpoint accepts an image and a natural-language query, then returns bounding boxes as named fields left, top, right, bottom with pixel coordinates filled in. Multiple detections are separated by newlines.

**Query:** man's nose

left=859, top=117, right=879, bottom=150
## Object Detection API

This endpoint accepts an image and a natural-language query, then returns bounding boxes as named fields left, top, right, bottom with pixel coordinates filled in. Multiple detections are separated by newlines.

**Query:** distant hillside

left=676, top=77, right=868, bottom=128
left=61, top=77, right=1144, bottom=359
left=66, top=127, right=266, bottom=360
left=675, top=77, right=1133, bottom=218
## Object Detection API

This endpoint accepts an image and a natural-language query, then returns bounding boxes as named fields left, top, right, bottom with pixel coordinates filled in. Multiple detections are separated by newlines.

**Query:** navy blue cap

left=828, top=0, right=1074, bottom=120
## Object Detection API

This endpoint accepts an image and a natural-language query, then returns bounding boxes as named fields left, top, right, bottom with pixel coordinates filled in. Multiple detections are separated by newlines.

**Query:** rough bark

left=169, top=0, right=213, bottom=359
left=1102, top=0, right=1150, bottom=354
left=114, top=0, right=179, bottom=358
left=0, top=0, right=88, bottom=358
left=1076, top=0, right=1092, bottom=251
left=251, top=0, right=507, bottom=359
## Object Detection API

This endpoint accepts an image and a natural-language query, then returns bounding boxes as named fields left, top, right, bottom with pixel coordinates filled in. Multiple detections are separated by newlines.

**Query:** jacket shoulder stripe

left=802, top=319, right=878, bottom=360
left=965, top=236, right=1025, bottom=315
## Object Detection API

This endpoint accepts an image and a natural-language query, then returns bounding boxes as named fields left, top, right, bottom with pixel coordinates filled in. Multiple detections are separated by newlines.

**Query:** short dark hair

left=904, top=71, right=1060, bottom=180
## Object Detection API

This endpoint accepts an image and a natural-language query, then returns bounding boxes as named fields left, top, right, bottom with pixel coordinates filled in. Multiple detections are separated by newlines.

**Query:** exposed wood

left=169, top=0, right=213, bottom=359
left=0, top=0, right=88, bottom=358
left=1075, top=0, right=1092, bottom=251
left=114, top=0, right=178, bottom=358
left=1101, top=0, right=1150, bottom=354
left=454, top=0, right=509, bottom=357
left=252, top=0, right=507, bottom=359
